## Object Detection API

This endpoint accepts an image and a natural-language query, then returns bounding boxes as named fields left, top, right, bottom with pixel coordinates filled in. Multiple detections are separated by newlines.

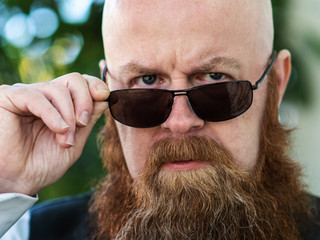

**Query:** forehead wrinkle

left=116, top=56, right=242, bottom=79
left=103, top=0, right=274, bottom=76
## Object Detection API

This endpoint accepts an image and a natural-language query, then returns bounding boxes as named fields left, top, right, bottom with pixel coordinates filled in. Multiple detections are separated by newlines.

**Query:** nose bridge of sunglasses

left=169, top=90, right=196, bottom=114
left=173, top=91, right=188, bottom=96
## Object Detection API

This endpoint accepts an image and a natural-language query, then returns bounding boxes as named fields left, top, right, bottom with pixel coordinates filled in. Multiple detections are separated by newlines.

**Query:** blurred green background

left=0, top=0, right=106, bottom=202
left=0, top=0, right=320, bottom=201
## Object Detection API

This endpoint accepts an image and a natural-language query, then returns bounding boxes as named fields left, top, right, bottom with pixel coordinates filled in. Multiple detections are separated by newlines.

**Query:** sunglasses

left=102, top=51, right=277, bottom=128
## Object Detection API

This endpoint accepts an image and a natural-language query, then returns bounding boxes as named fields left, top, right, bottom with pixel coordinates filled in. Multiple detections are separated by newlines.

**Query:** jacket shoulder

left=29, top=192, right=92, bottom=240
left=302, top=194, right=320, bottom=240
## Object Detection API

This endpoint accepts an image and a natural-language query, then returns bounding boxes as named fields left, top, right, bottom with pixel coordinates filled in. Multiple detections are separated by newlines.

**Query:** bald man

left=0, top=0, right=320, bottom=239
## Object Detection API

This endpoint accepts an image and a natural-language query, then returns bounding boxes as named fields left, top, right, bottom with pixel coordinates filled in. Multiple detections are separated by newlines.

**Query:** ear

left=273, top=50, right=292, bottom=107
left=99, top=59, right=107, bottom=79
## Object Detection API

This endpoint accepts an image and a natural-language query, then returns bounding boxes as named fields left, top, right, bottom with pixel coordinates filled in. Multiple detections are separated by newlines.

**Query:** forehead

left=115, top=0, right=242, bottom=26
left=102, top=0, right=273, bottom=74
left=106, top=0, right=264, bottom=24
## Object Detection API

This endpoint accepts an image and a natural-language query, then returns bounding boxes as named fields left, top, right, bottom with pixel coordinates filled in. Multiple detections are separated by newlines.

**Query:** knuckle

left=0, top=83, right=27, bottom=95
left=63, top=114, right=76, bottom=126
left=82, top=74, right=97, bottom=83
left=0, top=84, right=10, bottom=92
left=66, top=72, right=84, bottom=83
left=1, top=86, right=42, bottom=108
left=49, top=82, right=70, bottom=95
left=24, top=88, right=44, bottom=102
left=12, top=83, right=26, bottom=88
left=76, top=98, right=93, bottom=114
left=8, top=85, right=32, bottom=97
left=52, top=72, right=82, bottom=85
left=40, top=104, right=56, bottom=117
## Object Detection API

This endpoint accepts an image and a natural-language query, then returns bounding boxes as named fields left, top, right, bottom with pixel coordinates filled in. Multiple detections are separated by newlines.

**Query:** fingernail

left=78, top=111, right=90, bottom=126
left=66, top=132, right=74, bottom=146
left=61, top=120, right=69, bottom=130
left=96, top=84, right=109, bottom=93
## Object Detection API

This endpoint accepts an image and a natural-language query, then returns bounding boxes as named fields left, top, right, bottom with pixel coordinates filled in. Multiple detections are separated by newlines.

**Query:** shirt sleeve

left=0, top=193, right=38, bottom=238
left=0, top=210, right=30, bottom=240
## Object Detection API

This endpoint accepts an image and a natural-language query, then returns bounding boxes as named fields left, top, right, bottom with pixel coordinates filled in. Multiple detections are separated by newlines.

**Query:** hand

left=0, top=73, right=109, bottom=196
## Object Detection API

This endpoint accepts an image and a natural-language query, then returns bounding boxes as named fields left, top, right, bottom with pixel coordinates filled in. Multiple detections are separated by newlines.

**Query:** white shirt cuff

left=0, top=193, right=38, bottom=238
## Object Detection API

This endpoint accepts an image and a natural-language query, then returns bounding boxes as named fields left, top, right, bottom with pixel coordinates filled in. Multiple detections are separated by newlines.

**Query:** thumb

left=72, top=101, right=109, bottom=161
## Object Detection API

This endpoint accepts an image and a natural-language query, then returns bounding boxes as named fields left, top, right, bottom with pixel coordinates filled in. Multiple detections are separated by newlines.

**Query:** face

left=102, top=0, right=277, bottom=178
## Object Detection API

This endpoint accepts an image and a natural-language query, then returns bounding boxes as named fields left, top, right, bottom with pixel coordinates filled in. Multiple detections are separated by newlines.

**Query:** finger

left=26, top=82, right=77, bottom=146
left=88, top=101, right=109, bottom=128
left=72, top=101, right=109, bottom=161
left=53, top=73, right=96, bottom=127
left=82, top=74, right=110, bottom=102
left=2, top=86, right=70, bottom=134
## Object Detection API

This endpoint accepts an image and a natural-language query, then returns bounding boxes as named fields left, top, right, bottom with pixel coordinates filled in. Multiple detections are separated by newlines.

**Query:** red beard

left=89, top=69, right=310, bottom=240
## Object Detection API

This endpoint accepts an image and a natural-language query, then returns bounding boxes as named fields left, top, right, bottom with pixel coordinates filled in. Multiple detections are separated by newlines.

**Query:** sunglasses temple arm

left=101, top=65, right=110, bottom=102
left=252, top=50, right=278, bottom=90
left=102, top=65, right=108, bottom=83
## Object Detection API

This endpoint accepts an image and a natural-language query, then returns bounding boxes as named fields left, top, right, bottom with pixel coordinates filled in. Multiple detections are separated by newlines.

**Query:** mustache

left=147, top=136, right=234, bottom=169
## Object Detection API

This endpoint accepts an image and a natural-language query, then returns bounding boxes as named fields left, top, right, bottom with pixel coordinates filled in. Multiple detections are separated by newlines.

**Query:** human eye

left=135, top=74, right=162, bottom=87
left=208, top=72, right=226, bottom=81
left=141, top=75, right=157, bottom=85
left=197, top=72, right=228, bottom=84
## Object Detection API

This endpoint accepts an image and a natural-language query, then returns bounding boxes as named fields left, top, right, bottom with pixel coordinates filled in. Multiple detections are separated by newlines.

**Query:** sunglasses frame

left=102, top=51, right=278, bottom=127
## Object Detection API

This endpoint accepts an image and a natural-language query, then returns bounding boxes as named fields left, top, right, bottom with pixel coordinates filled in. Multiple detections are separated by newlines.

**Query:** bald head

left=102, top=0, right=274, bottom=62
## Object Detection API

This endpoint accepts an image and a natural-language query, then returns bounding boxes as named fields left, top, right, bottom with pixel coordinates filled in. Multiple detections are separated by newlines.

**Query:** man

left=0, top=0, right=320, bottom=239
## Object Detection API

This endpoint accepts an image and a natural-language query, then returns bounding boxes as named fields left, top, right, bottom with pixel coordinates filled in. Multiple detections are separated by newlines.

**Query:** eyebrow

left=118, top=56, right=241, bottom=77
left=195, top=56, right=241, bottom=74
left=119, top=63, right=164, bottom=77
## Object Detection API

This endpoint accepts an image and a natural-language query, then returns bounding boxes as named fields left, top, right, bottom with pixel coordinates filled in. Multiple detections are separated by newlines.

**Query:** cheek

left=116, top=123, right=154, bottom=178
left=232, top=117, right=262, bottom=170
left=211, top=122, right=260, bottom=171
left=235, top=88, right=267, bottom=169
left=211, top=90, right=267, bottom=171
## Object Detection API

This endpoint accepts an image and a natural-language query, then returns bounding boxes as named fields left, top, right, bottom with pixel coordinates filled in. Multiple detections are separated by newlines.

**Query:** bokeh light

left=4, top=12, right=35, bottom=48
left=0, top=3, right=9, bottom=36
left=29, top=7, right=59, bottom=39
left=57, top=0, right=93, bottom=24
left=50, top=33, right=84, bottom=65
left=23, top=39, right=51, bottom=59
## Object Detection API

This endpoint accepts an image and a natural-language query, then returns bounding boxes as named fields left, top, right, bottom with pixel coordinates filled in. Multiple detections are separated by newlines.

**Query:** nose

left=161, top=95, right=204, bottom=133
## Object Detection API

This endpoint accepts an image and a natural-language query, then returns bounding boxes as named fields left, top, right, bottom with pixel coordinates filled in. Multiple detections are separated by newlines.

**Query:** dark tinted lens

left=188, top=81, right=253, bottom=122
left=108, top=89, right=173, bottom=128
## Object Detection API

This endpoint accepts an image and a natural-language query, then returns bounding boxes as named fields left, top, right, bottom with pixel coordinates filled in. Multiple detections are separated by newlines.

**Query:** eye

left=141, top=75, right=157, bottom=85
left=209, top=72, right=226, bottom=81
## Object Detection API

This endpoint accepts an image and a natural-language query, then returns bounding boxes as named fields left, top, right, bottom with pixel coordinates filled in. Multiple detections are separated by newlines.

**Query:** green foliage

left=272, top=0, right=312, bottom=106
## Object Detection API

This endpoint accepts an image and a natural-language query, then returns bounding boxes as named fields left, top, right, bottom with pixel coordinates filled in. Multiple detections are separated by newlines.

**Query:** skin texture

left=0, top=0, right=291, bottom=205
left=101, top=0, right=291, bottom=178
left=88, top=69, right=308, bottom=239
left=0, top=74, right=109, bottom=195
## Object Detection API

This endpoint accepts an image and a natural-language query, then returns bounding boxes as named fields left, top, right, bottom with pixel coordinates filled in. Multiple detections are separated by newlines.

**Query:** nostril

left=161, top=96, right=204, bottom=133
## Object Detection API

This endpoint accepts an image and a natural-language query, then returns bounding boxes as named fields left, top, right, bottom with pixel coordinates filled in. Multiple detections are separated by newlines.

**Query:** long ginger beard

left=89, top=70, right=309, bottom=240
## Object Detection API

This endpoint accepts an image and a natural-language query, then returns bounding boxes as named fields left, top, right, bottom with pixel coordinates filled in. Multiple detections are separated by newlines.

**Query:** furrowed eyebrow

left=195, top=57, right=241, bottom=74
left=118, top=57, right=241, bottom=77
left=120, top=63, right=164, bottom=76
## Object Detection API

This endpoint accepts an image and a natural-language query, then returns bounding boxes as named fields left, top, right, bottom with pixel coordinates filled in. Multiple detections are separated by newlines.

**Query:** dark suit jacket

left=29, top=192, right=320, bottom=240
left=29, top=192, right=91, bottom=240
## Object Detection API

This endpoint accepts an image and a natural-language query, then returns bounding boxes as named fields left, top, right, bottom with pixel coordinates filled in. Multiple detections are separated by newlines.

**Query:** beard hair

left=88, top=69, right=310, bottom=240
left=116, top=136, right=279, bottom=240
